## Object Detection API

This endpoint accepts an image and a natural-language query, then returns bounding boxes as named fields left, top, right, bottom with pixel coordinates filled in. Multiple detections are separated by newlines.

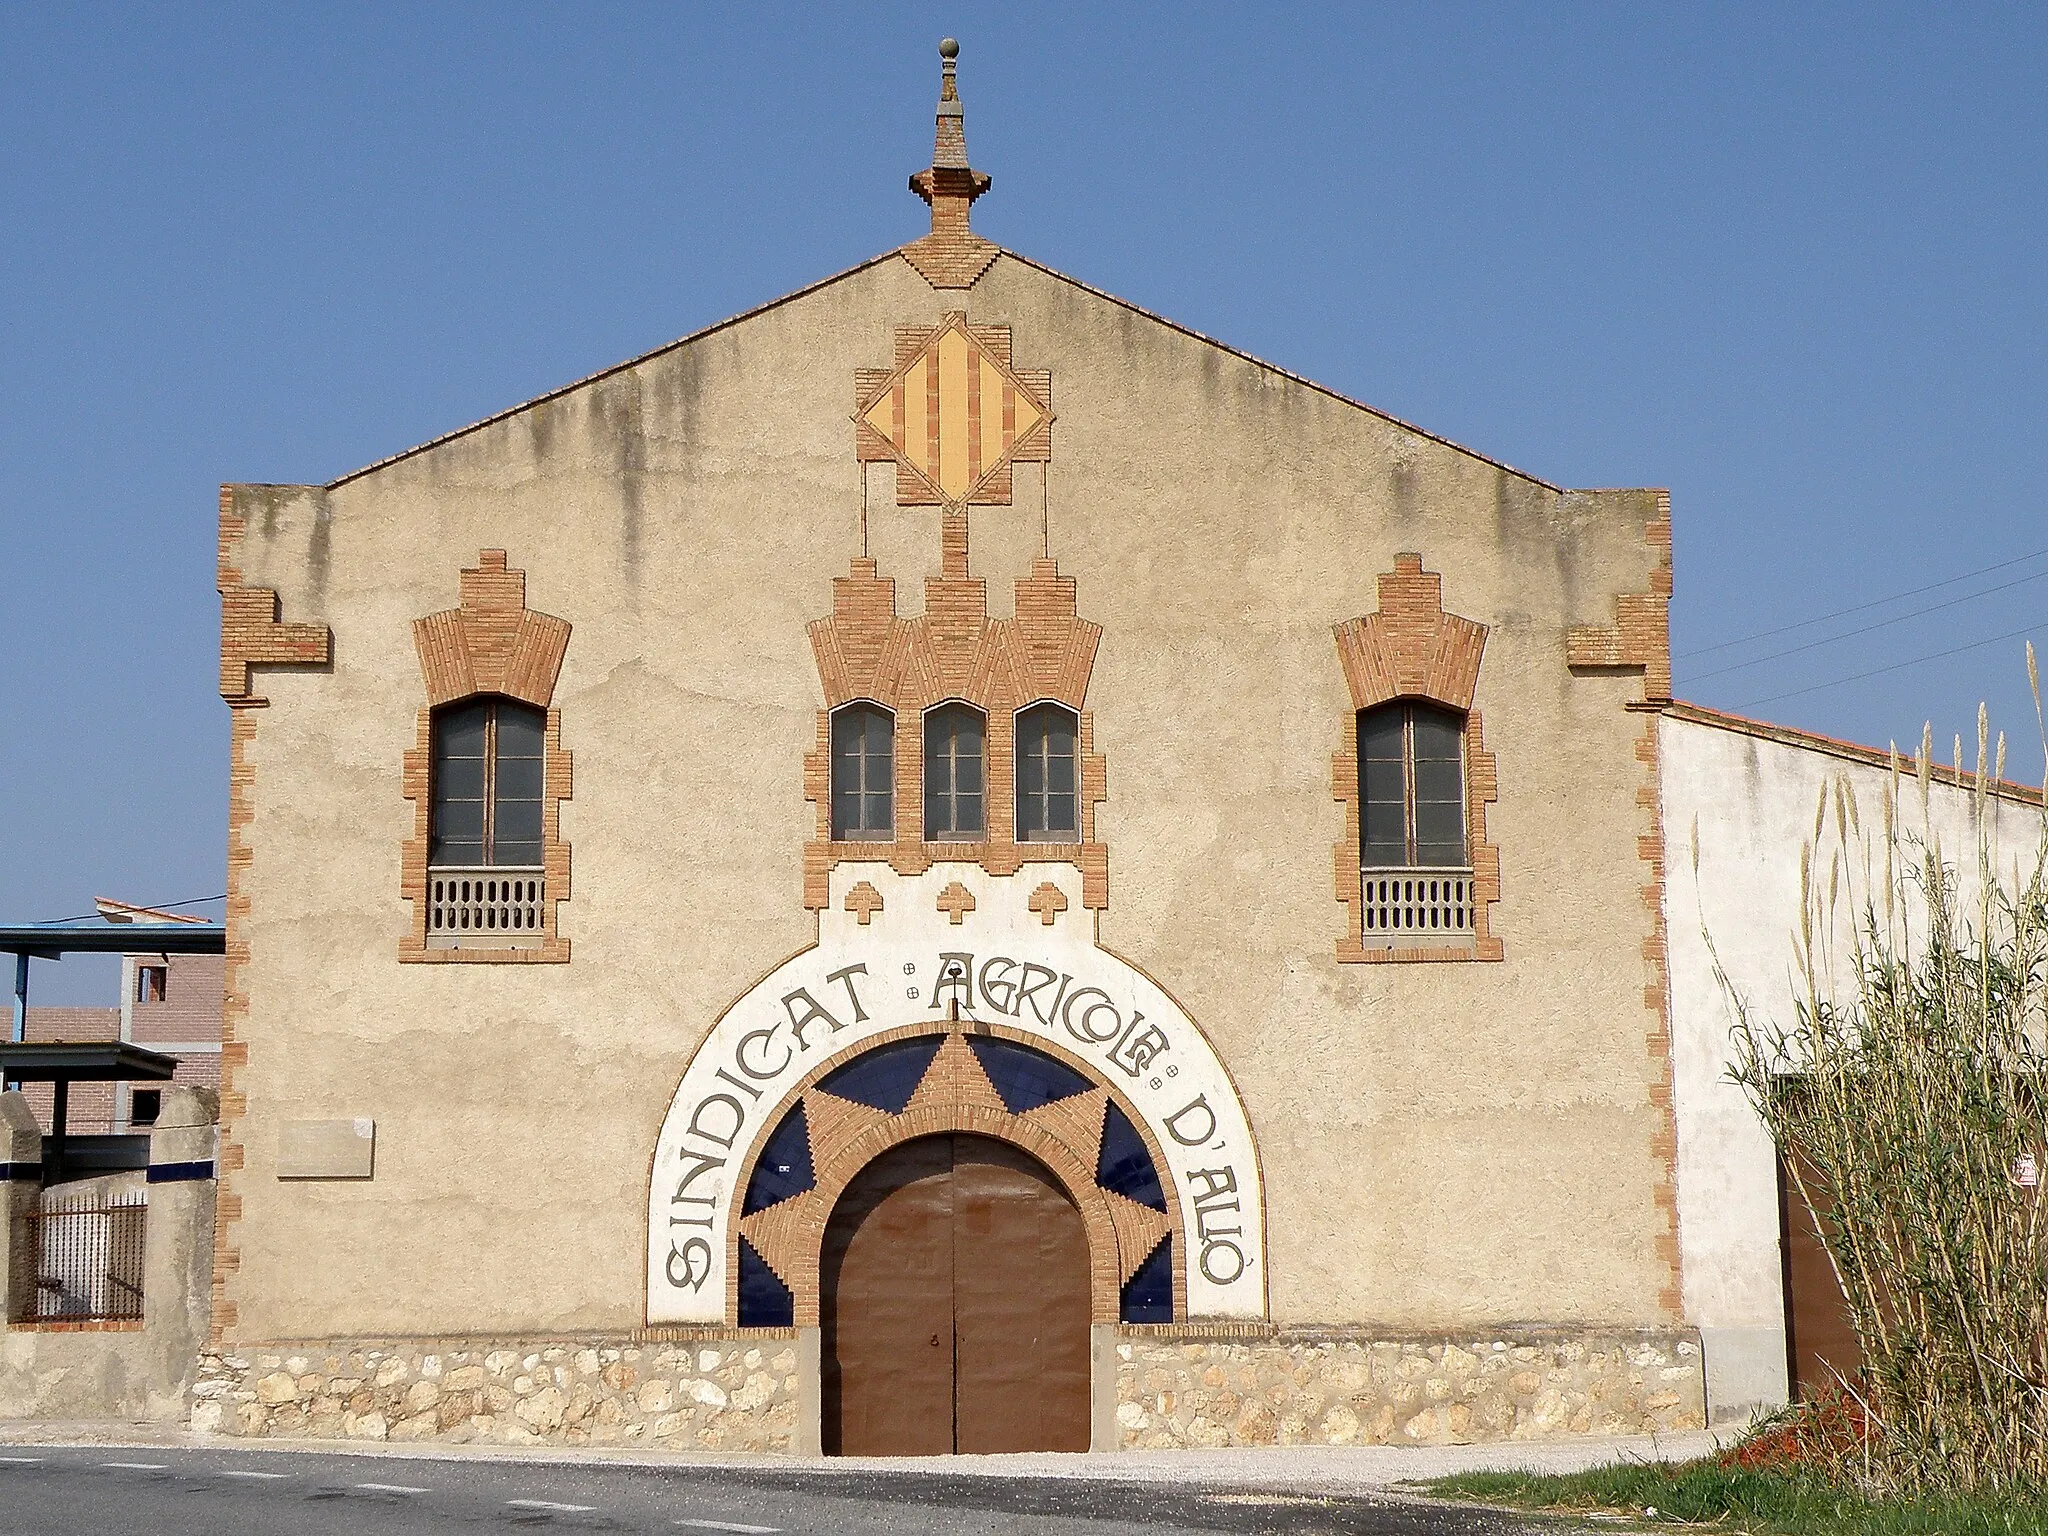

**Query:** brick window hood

left=1331, top=554, right=1502, bottom=963
left=401, top=551, right=575, bottom=963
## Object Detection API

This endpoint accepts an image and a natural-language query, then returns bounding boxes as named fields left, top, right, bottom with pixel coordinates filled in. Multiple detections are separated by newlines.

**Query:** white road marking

left=101, top=1462, right=167, bottom=1470
left=355, top=1482, right=431, bottom=1494
left=222, top=1469, right=291, bottom=1480
left=675, top=1521, right=782, bottom=1534
left=0, top=1457, right=45, bottom=1464
left=508, top=1499, right=597, bottom=1512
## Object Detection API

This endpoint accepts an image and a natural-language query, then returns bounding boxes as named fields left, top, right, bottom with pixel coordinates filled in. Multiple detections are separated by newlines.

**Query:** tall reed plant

left=1724, top=648, right=2048, bottom=1494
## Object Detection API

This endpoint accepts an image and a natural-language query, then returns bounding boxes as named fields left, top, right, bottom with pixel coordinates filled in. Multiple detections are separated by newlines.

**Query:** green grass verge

left=1424, top=1459, right=2048, bottom=1534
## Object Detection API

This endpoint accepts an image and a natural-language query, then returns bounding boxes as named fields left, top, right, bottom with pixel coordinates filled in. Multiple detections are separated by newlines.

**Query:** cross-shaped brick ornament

left=844, top=882, right=884, bottom=927
left=936, top=882, right=976, bottom=925
left=1028, top=882, right=1068, bottom=927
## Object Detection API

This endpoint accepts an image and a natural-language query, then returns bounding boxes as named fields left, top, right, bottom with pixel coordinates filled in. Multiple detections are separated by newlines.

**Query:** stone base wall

left=190, top=1327, right=1703, bottom=1451
left=1113, top=1329, right=1705, bottom=1448
left=191, top=1337, right=801, bottom=1449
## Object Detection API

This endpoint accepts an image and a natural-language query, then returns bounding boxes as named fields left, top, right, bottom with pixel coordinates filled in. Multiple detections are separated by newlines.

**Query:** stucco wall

left=1661, top=708, right=2046, bottom=1420
left=222, top=249, right=1672, bottom=1343
left=0, top=1087, right=218, bottom=1421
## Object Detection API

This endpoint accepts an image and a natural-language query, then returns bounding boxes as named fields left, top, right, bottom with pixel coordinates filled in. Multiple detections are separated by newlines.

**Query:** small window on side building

left=129, top=1089, right=162, bottom=1128
left=136, top=965, right=167, bottom=1004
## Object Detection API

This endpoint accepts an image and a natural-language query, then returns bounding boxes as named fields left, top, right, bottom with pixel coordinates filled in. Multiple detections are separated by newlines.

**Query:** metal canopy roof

left=0, top=924, right=225, bottom=959
left=0, top=1042, right=179, bottom=1082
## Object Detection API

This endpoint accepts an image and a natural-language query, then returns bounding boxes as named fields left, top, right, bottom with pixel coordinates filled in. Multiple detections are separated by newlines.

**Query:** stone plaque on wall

left=277, top=1118, right=375, bottom=1180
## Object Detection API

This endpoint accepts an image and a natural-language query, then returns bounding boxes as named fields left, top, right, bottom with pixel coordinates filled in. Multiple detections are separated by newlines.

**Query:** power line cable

left=1685, top=565, right=2048, bottom=683
left=1737, top=622, right=2047, bottom=709
left=1677, top=544, right=2048, bottom=660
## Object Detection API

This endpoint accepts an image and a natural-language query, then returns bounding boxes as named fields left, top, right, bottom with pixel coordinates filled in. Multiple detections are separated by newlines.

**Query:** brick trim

left=211, top=482, right=332, bottom=1348
left=1330, top=556, right=1502, bottom=963
left=1566, top=503, right=1682, bottom=1318
left=1636, top=708, right=1683, bottom=1318
left=803, top=557, right=1109, bottom=914
left=399, top=552, right=574, bottom=963
left=726, top=1021, right=1187, bottom=1329
left=899, top=234, right=1001, bottom=291
left=212, top=707, right=256, bottom=1345
left=1565, top=510, right=1673, bottom=704
left=218, top=487, right=331, bottom=707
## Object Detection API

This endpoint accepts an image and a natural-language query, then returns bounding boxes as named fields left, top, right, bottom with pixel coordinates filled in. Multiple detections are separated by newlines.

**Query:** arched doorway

left=822, top=1133, right=1091, bottom=1455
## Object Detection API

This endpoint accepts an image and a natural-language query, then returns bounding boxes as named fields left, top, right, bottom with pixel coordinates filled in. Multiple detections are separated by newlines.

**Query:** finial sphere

left=939, top=38, right=959, bottom=60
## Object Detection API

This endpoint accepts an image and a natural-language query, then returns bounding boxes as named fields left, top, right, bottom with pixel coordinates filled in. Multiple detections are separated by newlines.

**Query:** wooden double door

left=822, top=1134, right=1091, bottom=1455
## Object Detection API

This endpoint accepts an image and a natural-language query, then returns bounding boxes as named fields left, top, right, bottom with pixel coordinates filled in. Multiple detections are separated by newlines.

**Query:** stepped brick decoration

left=843, top=882, right=884, bottom=926
left=1330, top=554, right=1503, bottom=963
left=400, top=551, right=575, bottom=963
left=802, top=557, right=1109, bottom=912
left=1029, top=881, right=1069, bottom=926
left=898, top=39, right=1002, bottom=290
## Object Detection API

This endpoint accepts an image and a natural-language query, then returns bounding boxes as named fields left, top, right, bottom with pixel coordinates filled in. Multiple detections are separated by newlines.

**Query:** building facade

left=191, top=47, right=2041, bottom=1452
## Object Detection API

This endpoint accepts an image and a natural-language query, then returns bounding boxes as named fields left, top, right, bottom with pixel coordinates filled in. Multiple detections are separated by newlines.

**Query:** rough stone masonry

left=1114, top=1331, right=1705, bottom=1448
left=192, top=1339, right=800, bottom=1449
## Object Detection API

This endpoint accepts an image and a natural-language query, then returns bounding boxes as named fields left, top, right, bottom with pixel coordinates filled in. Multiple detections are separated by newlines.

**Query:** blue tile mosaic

left=1096, top=1100, right=1167, bottom=1211
left=1120, top=1234, right=1173, bottom=1323
left=737, top=1236, right=794, bottom=1327
left=966, top=1035, right=1094, bottom=1115
left=814, top=1035, right=944, bottom=1115
left=741, top=1101, right=815, bottom=1214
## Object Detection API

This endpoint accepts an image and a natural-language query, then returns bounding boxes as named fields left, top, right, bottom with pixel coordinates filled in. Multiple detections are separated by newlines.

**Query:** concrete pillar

left=140, top=1085, right=217, bottom=1418
left=792, top=1325, right=822, bottom=1455
left=1090, top=1322, right=1120, bottom=1452
left=0, top=1092, right=42, bottom=1323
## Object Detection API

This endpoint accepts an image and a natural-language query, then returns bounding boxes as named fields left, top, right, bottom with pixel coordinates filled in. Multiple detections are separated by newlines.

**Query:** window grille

left=923, top=703, right=986, bottom=841
left=831, top=703, right=895, bottom=840
left=1016, top=702, right=1079, bottom=841
left=17, top=1195, right=146, bottom=1323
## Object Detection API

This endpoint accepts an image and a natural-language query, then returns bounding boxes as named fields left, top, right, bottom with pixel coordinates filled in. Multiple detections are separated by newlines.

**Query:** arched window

left=831, top=703, right=895, bottom=841
left=1358, top=701, right=1466, bottom=868
left=1015, top=702, right=1079, bottom=842
left=923, top=703, right=986, bottom=841
left=430, top=696, right=546, bottom=868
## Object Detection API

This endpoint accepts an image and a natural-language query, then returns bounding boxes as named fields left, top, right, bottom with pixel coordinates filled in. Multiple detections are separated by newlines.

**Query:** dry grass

left=1719, top=648, right=2048, bottom=1494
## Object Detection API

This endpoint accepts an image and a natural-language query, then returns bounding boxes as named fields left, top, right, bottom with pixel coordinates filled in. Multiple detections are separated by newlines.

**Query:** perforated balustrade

left=1360, top=867, right=1474, bottom=947
left=426, top=869, right=545, bottom=944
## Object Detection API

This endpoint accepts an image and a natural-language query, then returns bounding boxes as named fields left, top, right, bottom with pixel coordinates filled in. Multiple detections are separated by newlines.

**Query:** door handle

left=930, top=1333, right=941, bottom=1347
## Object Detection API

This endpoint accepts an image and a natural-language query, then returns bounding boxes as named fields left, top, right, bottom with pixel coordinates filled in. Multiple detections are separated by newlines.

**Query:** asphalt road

left=0, top=1444, right=1584, bottom=1535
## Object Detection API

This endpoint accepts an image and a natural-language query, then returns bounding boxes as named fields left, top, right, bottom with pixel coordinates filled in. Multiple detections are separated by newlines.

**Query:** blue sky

left=3, top=4, right=2044, bottom=1000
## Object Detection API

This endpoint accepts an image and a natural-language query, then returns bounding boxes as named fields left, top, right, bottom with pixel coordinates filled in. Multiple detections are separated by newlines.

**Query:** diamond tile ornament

left=855, top=314, right=1052, bottom=506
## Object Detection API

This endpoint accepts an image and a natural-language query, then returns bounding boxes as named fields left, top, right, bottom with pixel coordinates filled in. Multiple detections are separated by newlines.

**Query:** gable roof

left=1666, top=699, right=2045, bottom=807
left=327, top=245, right=1562, bottom=494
